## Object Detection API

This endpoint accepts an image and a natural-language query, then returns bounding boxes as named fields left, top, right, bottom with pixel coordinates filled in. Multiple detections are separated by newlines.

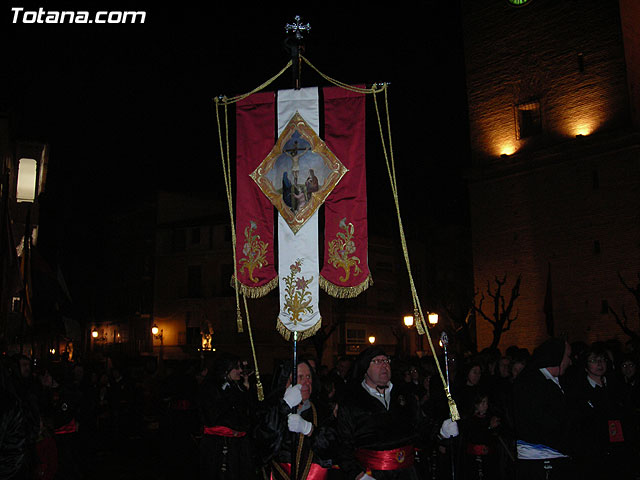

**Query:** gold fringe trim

left=319, top=274, right=373, bottom=299
left=230, top=275, right=278, bottom=299
left=276, top=317, right=322, bottom=341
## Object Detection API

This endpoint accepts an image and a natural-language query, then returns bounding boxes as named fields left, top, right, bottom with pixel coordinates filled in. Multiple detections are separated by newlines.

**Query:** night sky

left=7, top=3, right=469, bottom=294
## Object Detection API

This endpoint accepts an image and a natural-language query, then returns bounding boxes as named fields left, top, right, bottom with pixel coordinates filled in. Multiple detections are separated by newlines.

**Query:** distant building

left=463, top=0, right=640, bottom=350
left=0, top=111, right=54, bottom=354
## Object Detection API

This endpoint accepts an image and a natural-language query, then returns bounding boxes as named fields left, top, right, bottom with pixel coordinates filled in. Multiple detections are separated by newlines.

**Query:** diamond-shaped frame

left=250, top=112, right=348, bottom=234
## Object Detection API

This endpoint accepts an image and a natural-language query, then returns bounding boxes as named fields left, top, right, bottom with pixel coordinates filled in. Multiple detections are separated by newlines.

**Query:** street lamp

left=428, top=312, right=439, bottom=326
left=368, top=335, right=376, bottom=344
left=403, top=315, right=414, bottom=328
left=91, top=329, right=99, bottom=339
left=151, top=324, right=159, bottom=336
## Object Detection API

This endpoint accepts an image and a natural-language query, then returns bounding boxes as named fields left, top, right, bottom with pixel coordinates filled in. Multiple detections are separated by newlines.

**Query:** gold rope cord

left=242, top=295, right=264, bottom=401
left=213, top=56, right=458, bottom=420
left=214, top=61, right=294, bottom=402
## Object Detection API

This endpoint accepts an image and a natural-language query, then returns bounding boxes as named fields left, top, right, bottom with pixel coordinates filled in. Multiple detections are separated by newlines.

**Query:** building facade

left=463, top=0, right=640, bottom=350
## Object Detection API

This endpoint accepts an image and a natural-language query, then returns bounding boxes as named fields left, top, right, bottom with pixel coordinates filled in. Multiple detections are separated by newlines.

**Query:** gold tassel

left=256, top=381, right=264, bottom=401
left=236, top=307, right=243, bottom=333
left=319, top=274, right=373, bottom=299
left=447, top=392, right=461, bottom=421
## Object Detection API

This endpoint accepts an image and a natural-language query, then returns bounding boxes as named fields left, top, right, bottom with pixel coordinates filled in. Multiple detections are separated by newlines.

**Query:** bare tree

left=608, top=272, right=640, bottom=342
left=473, top=274, right=522, bottom=350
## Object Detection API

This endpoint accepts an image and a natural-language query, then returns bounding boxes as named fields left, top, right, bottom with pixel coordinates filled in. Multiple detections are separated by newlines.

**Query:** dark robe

left=254, top=392, right=337, bottom=480
left=198, top=377, right=255, bottom=480
left=336, top=382, right=435, bottom=480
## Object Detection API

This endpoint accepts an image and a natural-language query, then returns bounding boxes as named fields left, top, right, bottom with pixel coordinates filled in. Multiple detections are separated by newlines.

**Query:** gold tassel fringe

left=319, top=274, right=373, bottom=299
left=447, top=392, right=461, bottom=421
left=230, top=275, right=278, bottom=299
left=276, top=317, right=322, bottom=341
left=236, top=307, right=243, bottom=333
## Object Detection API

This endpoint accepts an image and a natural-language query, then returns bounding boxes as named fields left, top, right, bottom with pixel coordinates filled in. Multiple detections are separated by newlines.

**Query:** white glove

left=358, top=473, right=376, bottom=480
left=439, top=419, right=459, bottom=438
left=283, top=384, right=303, bottom=408
left=287, top=413, right=313, bottom=435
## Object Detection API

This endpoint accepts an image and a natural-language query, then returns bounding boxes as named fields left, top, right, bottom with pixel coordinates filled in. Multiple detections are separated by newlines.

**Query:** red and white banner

left=235, top=85, right=371, bottom=339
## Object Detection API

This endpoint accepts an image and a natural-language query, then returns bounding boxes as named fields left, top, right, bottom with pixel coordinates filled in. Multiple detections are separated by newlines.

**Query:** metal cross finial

left=285, top=15, right=311, bottom=41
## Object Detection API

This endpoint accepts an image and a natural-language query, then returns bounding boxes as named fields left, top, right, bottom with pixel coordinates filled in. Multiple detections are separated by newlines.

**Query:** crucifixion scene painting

left=252, top=113, right=347, bottom=233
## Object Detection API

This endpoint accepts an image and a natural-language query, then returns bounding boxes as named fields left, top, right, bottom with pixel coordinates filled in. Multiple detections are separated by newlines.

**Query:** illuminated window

left=515, top=100, right=542, bottom=140
left=17, top=158, right=38, bottom=202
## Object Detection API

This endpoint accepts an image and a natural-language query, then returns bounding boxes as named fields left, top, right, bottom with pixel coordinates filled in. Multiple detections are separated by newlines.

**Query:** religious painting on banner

left=250, top=112, right=348, bottom=234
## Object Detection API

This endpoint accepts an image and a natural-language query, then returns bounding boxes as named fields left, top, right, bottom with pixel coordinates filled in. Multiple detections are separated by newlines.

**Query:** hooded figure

left=197, top=353, right=256, bottom=480
left=254, top=359, right=337, bottom=480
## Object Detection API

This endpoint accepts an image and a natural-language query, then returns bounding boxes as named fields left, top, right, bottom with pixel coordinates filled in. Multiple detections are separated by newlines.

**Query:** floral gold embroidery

left=239, top=221, right=269, bottom=284
left=327, top=218, right=362, bottom=282
left=283, top=259, right=314, bottom=324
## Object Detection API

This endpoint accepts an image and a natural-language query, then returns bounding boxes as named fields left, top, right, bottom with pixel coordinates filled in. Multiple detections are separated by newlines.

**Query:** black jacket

left=336, top=382, right=435, bottom=479
left=512, top=368, right=575, bottom=456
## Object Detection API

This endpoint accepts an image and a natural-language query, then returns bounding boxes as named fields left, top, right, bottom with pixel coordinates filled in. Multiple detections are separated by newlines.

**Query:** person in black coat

left=512, top=337, right=576, bottom=480
left=198, top=353, right=256, bottom=480
left=254, top=359, right=337, bottom=480
left=565, top=346, right=634, bottom=480
left=336, top=347, right=457, bottom=480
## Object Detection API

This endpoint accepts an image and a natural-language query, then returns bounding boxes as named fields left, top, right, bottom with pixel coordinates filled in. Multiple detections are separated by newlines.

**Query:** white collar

left=361, top=379, right=393, bottom=409
left=587, top=375, right=606, bottom=388
left=539, top=368, right=564, bottom=392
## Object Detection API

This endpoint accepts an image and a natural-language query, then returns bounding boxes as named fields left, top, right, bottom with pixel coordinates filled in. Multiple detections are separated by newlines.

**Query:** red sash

left=54, top=418, right=77, bottom=435
left=272, top=462, right=329, bottom=480
left=203, top=425, right=246, bottom=437
left=466, top=443, right=493, bottom=456
left=355, top=445, right=415, bottom=471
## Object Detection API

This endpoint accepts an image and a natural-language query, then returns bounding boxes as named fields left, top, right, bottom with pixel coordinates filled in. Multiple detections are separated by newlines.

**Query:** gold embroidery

left=238, top=221, right=269, bottom=284
left=283, top=259, right=314, bottom=324
left=327, top=218, right=362, bottom=282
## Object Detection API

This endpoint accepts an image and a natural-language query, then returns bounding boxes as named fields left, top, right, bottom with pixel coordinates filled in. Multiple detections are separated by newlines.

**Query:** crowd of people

left=1, top=335, right=639, bottom=479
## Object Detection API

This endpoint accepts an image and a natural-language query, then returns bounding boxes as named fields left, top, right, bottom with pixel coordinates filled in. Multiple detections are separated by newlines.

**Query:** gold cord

left=242, top=295, right=264, bottom=401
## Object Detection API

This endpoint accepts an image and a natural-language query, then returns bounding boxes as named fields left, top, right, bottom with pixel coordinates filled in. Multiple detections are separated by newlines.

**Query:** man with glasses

left=566, top=346, right=633, bottom=480
left=336, top=347, right=458, bottom=480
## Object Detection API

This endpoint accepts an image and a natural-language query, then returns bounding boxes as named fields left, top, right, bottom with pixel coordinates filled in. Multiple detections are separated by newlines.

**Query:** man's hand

left=439, top=419, right=459, bottom=438
left=283, top=384, right=303, bottom=408
left=287, top=413, right=313, bottom=435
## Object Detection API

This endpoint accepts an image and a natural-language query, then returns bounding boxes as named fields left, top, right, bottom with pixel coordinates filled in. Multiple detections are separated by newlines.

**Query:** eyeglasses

left=371, top=358, right=391, bottom=366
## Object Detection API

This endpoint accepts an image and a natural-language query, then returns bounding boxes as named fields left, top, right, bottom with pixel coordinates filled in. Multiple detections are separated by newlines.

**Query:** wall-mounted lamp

left=403, top=315, right=414, bottom=328
left=151, top=324, right=164, bottom=345
left=368, top=335, right=376, bottom=345
left=91, top=329, right=99, bottom=339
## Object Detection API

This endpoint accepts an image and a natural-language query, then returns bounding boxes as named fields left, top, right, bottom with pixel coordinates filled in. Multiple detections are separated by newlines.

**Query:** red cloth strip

left=203, top=426, right=246, bottom=437
left=466, top=443, right=493, bottom=456
left=355, top=445, right=415, bottom=471
left=273, top=462, right=329, bottom=480
left=321, top=86, right=370, bottom=297
left=54, top=418, right=77, bottom=435
left=234, top=92, right=278, bottom=296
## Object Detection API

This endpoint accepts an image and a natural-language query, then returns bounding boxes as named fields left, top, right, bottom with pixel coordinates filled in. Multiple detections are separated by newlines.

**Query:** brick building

left=463, top=0, right=640, bottom=350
